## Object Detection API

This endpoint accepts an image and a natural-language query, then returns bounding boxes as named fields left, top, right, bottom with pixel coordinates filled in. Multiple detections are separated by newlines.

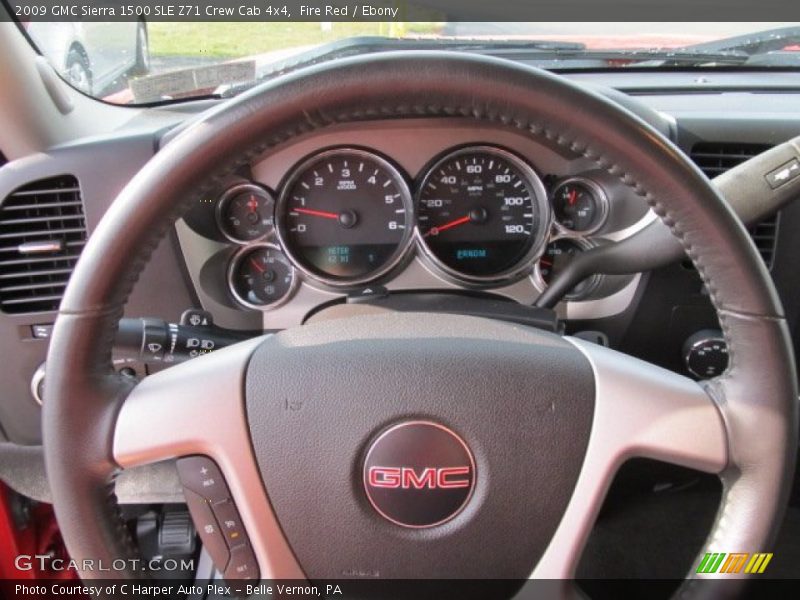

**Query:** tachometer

left=415, top=146, right=550, bottom=283
left=276, top=148, right=414, bottom=287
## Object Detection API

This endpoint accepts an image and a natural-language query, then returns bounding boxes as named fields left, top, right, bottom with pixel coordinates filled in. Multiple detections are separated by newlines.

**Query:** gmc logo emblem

left=363, top=421, right=476, bottom=528
left=367, top=466, right=471, bottom=489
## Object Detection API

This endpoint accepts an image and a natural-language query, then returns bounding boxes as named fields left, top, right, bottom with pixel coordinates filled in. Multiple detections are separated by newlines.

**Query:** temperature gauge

left=228, top=244, right=296, bottom=310
left=551, top=178, right=608, bottom=235
left=217, top=183, right=275, bottom=243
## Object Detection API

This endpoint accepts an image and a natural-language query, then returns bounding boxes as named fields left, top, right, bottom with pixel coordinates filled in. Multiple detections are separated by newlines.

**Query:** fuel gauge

left=228, top=244, right=296, bottom=310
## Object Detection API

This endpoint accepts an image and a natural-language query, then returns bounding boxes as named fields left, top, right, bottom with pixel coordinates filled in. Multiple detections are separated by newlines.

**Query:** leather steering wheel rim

left=44, top=52, right=797, bottom=589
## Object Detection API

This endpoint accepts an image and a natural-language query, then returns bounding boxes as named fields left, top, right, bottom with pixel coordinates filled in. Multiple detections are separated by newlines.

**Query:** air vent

left=0, top=175, right=86, bottom=314
left=690, top=142, right=779, bottom=270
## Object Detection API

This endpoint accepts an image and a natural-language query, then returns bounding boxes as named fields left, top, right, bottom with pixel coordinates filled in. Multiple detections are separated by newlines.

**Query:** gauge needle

left=247, top=195, right=259, bottom=212
left=293, top=207, right=339, bottom=219
left=249, top=258, right=266, bottom=273
left=425, top=215, right=470, bottom=237
left=568, top=189, right=577, bottom=206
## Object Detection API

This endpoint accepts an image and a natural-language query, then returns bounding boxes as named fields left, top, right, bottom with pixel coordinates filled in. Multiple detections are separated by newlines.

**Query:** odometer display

left=416, top=146, right=549, bottom=283
left=277, top=149, right=413, bottom=286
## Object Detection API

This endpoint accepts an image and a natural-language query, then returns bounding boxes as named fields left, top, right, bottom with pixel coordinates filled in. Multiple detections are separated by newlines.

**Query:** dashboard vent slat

left=8, top=186, right=81, bottom=197
left=0, top=227, right=87, bottom=241
left=0, top=253, right=82, bottom=267
left=0, top=175, right=86, bottom=314
left=0, top=281, right=69, bottom=293
left=0, top=267, right=76, bottom=280
left=3, top=201, right=84, bottom=211
left=1, top=214, right=85, bottom=226
left=689, top=142, right=779, bottom=270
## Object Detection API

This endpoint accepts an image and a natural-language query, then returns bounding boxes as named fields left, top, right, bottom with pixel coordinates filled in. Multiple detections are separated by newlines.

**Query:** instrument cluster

left=213, top=144, right=613, bottom=310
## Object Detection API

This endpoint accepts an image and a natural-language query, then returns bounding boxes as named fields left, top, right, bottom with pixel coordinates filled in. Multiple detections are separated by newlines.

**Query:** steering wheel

left=44, top=53, right=797, bottom=592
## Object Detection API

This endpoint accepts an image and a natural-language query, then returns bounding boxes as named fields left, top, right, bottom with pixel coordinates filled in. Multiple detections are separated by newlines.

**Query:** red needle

left=568, top=189, right=577, bottom=206
left=424, top=215, right=470, bottom=237
left=293, top=207, right=338, bottom=220
left=247, top=195, right=259, bottom=212
left=249, top=258, right=265, bottom=273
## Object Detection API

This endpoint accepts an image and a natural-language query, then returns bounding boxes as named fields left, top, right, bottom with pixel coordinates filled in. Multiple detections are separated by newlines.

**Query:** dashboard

left=1, top=69, right=800, bottom=454
left=178, top=119, right=648, bottom=331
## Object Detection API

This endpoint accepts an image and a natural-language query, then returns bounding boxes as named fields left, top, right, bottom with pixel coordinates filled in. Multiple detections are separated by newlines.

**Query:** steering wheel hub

left=244, top=313, right=595, bottom=578
left=363, top=420, right=476, bottom=529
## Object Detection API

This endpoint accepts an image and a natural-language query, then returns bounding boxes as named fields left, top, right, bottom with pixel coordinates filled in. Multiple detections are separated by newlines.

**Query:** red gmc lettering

left=437, top=466, right=471, bottom=488
left=368, top=466, right=401, bottom=488
left=368, top=466, right=471, bottom=489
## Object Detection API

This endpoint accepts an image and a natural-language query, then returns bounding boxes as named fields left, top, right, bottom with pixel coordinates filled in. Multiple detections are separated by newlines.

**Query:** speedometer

left=415, top=146, right=550, bottom=283
left=276, top=148, right=414, bottom=287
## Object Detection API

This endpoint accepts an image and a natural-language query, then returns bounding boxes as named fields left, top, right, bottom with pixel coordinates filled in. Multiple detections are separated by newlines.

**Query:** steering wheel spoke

left=533, top=338, right=728, bottom=578
left=113, top=336, right=304, bottom=579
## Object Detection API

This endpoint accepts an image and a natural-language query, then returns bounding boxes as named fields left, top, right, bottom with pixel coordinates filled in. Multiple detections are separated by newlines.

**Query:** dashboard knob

left=683, top=329, right=728, bottom=379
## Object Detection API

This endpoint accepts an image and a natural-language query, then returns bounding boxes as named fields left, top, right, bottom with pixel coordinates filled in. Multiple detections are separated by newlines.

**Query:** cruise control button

left=183, top=488, right=229, bottom=572
left=224, top=544, right=259, bottom=581
left=177, top=456, right=230, bottom=503
left=213, top=500, right=246, bottom=548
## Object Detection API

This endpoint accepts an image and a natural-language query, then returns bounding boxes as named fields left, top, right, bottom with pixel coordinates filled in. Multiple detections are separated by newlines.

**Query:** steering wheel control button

left=363, top=420, right=476, bottom=528
left=176, top=457, right=259, bottom=580
left=212, top=500, right=246, bottom=548
left=176, top=456, right=230, bottom=503
left=224, top=544, right=259, bottom=581
left=182, top=488, right=230, bottom=572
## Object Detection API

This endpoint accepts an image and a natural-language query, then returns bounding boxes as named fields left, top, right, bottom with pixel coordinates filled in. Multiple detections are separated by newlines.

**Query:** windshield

left=22, top=21, right=800, bottom=105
